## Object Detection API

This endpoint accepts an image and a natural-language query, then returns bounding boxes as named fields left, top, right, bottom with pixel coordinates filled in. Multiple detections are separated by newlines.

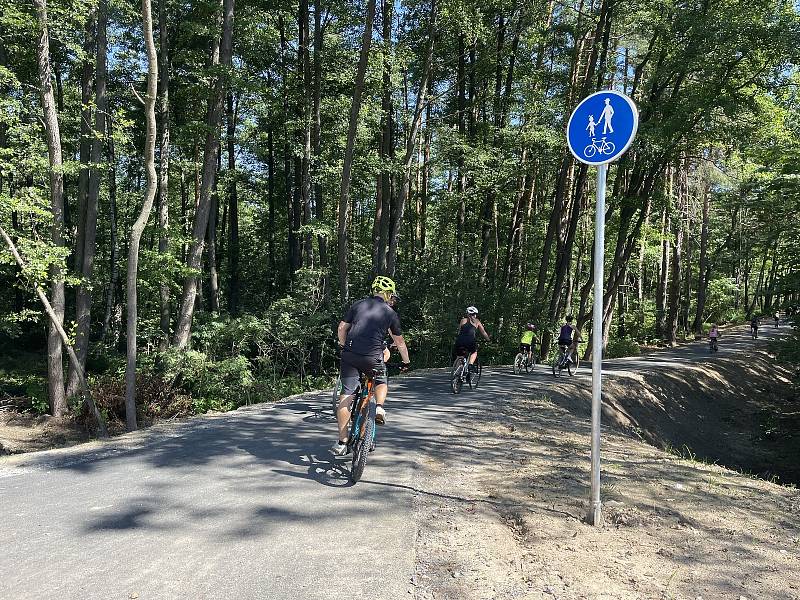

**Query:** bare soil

left=412, top=348, right=800, bottom=599
left=0, top=411, right=89, bottom=455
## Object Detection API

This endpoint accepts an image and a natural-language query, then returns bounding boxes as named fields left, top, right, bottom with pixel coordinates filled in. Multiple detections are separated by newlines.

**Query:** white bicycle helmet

left=466, top=306, right=479, bottom=315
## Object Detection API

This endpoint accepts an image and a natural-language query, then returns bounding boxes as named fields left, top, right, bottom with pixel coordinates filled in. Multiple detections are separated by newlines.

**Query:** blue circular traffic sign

left=566, top=90, right=638, bottom=165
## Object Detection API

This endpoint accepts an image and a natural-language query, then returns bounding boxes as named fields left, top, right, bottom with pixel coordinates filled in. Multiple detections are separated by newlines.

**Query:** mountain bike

left=513, top=346, right=537, bottom=374
left=451, top=347, right=481, bottom=394
left=337, top=371, right=378, bottom=483
left=552, top=344, right=579, bottom=377
left=709, top=337, right=718, bottom=353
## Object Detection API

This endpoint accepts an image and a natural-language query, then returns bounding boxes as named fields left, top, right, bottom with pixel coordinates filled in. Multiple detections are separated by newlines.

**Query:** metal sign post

left=566, top=90, right=638, bottom=527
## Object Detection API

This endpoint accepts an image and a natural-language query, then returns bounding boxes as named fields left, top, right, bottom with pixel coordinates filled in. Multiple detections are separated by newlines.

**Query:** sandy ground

left=0, top=411, right=89, bottom=455
left=412, top=349, right=800, bottom=600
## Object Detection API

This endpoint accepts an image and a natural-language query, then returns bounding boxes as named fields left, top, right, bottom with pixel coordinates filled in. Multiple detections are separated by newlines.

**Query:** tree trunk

left=125, top=0, right=159, bottom=431
left=227, top=93, right=239, bottom=315
left=102, top=113, right=120, bottom=342
left=337, top=0, right=376, bottom=299
left=312, top=0, right=326, bottom=292
left=68, top=0, right=107, bottom=396
left=386, top=4, right=435, bottom=276
left=666, top=166, right=685, bottom=345
left=157, top=0, right=171, bottom=348
left=173, top=0, right=235, bottom=347
left=1, top=227, right=107, bottom=437
left=267, top=124, right=276, bottom=297
left=456, top=34, right=466, bottom=272
left=33, top=0, right=67, bottom=418
left=74, top=16, right=95, bottom=276
left=207, top=174, right=220, bottom=312
left=655, top=179, right=671, bottom=338
left=279, top=16, right=300, bottom=277
left=299, top=0, right=313, bottom=269
left=420, top=83, right=432, bottom=256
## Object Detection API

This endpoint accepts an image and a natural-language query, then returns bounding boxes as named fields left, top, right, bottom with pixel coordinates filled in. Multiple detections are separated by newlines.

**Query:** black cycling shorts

left=339, top=350, right=387, bottom=396
left=557, top=338, right=573, bottom=348
left=519, top=343, right=531, bottom=353
left=452, top=341, right=477, bottom=357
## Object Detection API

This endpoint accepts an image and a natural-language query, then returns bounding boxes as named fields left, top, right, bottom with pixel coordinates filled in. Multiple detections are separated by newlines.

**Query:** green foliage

left=158, top=350, right=255, bottom=412
left=605, top=337, right=641, bottom=359
left=705, top=279, right=743, bottom=325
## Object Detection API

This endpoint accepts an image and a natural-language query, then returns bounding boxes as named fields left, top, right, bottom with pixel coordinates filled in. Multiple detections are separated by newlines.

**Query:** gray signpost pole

left=589, top=163, right=607, bottom=526
left=566, top=89, right=637, bottom=528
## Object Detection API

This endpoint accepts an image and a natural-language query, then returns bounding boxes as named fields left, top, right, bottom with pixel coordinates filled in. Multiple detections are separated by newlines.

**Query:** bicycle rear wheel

left=350, top=397, right=376, bottom=483
left=513, top=353, right=524, bottom=375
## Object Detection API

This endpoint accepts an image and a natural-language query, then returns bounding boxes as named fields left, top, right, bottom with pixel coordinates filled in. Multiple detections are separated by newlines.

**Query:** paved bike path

left=0, top=323, right=790, bottom=599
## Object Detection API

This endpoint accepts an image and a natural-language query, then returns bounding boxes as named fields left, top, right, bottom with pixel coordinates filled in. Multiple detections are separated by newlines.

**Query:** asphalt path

left=0, top=320, right=790, bottom=599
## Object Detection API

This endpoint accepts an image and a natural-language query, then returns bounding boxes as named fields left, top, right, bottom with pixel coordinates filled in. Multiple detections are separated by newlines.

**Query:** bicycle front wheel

left=567, top=354, right=577, bottom=376
left=350, top=399, right=376, bottom=483
left=451, top=358, right=464, bottom=394
left=470, top=361, right=482, bottom=389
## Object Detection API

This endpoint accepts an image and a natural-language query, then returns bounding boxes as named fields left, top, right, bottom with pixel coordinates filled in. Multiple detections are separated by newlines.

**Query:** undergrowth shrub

left=605, top=336, right=641, bottom=359
left=78, top=374, right=193, bottom=431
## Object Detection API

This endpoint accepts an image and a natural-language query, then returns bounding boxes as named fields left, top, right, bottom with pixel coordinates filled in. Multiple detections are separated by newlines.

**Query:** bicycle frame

left=347, top=376, right=376, bottom=454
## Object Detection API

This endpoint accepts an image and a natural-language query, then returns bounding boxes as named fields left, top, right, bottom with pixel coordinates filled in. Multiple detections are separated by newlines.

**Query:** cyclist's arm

left=337, top=321, right=351, bottom=347
left=390, top=333, right=411, bottom=364
left=478, top=321, right=490, bottom=341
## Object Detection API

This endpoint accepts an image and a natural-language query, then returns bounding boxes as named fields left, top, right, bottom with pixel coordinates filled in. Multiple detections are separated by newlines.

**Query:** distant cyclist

left=750, top=316, right=759, bottom=339
left=519, top=323, right=536, bottom=359
left=557, top=315, right=578, bottom=363
left=709, top=323, right=720, bottom=351
left=453, top=306, right=490, bottom=372
left=774, top=312, right=780, bottom=329
left=333, top=276, right=410, bottom=456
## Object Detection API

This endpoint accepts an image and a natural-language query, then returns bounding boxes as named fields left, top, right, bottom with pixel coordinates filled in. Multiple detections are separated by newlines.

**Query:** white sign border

left=566, top=89, right=639, bottom=166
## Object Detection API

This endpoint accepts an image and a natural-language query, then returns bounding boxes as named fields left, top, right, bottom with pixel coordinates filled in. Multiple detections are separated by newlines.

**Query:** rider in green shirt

left=519, top=323, right=536, bottom=355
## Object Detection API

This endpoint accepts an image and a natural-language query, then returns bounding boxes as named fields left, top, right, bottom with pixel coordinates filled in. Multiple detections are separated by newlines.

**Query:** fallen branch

left=0, top=225, right=108, bottom=437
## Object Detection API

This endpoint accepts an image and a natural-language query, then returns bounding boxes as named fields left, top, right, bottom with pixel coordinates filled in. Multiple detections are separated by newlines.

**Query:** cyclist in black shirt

left=333, top=276, right=410, bottom=456
left=453, top=306, right=490, bottom=371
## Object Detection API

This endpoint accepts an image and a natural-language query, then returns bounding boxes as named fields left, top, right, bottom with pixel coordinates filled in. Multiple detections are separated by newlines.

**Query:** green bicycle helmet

left=371, top=275, right=396, bottom=294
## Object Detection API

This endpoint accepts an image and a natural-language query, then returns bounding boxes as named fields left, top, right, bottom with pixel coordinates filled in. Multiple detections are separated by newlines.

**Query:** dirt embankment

left=412, top=351, right=800, bottom=600
left=552, top=348, right=800, bottom=485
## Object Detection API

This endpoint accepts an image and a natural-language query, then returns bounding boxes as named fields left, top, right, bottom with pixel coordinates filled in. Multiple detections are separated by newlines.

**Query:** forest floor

left=412, top=325, right=800, bottom=599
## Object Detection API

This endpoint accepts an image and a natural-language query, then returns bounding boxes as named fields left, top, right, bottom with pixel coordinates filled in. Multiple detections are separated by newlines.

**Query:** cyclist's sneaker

left=376, top=405, right=386, bottom=425
left=331, top=441, right=349, bottom=456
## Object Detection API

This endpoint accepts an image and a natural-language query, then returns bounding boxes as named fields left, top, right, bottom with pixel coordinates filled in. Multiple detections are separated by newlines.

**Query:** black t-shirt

left=456, top=320, right=477, bottom=343
left=343, top=296, right=402, bottom=356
